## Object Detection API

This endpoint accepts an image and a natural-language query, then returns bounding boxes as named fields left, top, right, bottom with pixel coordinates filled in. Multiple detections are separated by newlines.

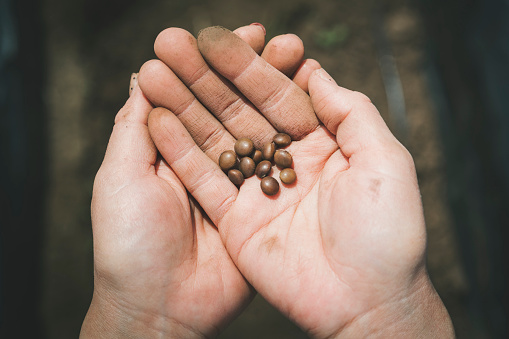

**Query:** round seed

left=252, top=150, right=263, bottom=164
left=260, top=176, right=279, bottom=195
left=228, top=169, right=244, bottom=187
left=255, top=160, right=272, bottom=178
left=234, top=137, right=254, bottom=157
left=280, top=168, right=296, bottom=185
left=274, top=149, right=293, bottom=168
left=219, top=150, right=238, bottom=171
left=273, top=133, right=292, bottom=148
left=262, top=142, right=276, bottom=161
left=239, top=157, right=256, bottom=178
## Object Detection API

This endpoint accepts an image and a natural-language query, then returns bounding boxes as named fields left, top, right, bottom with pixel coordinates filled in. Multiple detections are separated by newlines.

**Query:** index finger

left=197, top=26, right=319, bottom=140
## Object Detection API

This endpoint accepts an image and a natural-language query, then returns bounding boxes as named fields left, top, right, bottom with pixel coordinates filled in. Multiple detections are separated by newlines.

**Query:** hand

left=144, top=27, right=454, bottom=338
left=80, top=24, right=319, bottom=338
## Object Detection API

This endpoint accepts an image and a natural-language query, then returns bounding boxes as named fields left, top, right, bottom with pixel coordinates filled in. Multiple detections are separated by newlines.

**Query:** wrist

left=333, top=273, right=455, bottom=339
left=80, top=291, right=206, bottom=339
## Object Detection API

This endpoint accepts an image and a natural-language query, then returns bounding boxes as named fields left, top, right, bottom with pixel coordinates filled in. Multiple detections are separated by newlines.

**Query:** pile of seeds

left=219, top=133, right=296, bottom=195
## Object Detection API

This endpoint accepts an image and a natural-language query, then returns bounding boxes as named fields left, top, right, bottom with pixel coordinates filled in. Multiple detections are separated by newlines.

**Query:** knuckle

left=219, top=97, right=244, bottom=122
left=351, top=90, right=372, bottom=104
left=197, top=126, right=226, bottom=152
left=389, top=142, right=416, bottom=171
left=401, top=145, right=416, bottom=169
left=114, top=101, right=133, bottom=124
left=92, top=165, right=109, bottom=196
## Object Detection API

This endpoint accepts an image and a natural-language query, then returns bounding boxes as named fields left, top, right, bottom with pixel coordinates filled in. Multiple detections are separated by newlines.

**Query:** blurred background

left=1, top=0, right=508, bottom=337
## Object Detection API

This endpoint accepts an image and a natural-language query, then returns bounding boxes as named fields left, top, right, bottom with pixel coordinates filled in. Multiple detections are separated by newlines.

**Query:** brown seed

left=260, top=176, right=279, bottom=195
left=252, top=150, right=263, bottom=164
left=280, top=168, right=296, bottom=185
left=234, top=137, right=254, bottom=157
left=219, top=150, right=238, bottom=171
left=239, top=157, right=256, bottom=178
left=274, top=149, right=293, bottom=168
left=255, top=160, right=272, bottom=178
left=273, top=133, right=292, bottom=148
left=262, top=142, right=276, bottom=161
left=228, top=169, right=244, bottom=187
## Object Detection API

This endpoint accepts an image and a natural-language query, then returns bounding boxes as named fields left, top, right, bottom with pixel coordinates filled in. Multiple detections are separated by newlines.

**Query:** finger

left=128, top=72, right=138, bottom=96
left=148, top=107, right=237, bottom=225
left=152, top=27, right=276, bottom=148
left=151, top=27, right=312, bottom=147
left=260, top=34, right=304, bottom=77
left=292, top=59, right=321, bottom=93
left=138, top=59, right=236, bottom=162
left=197, top=26, right=319, bottom=140
left=233, top=23, right=266, bottom=54
left=102, top=81, right=156, bottom=169
left=308, top=68, right=411, bottom=172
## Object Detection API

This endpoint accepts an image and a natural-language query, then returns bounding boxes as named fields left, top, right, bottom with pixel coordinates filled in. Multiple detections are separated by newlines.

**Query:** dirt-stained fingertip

left=197, top=26, right=231, bottom=44
left=197, top=26, right=258, bottom=80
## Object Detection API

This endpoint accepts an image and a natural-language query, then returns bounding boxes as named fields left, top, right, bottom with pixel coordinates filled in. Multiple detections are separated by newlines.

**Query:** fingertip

left=273, top=33, right=304, bottom=52
left=261, top=34, right=305, bottom=76
left=155, top=28, right=219, bottom=88
left=308, top=68, right=341, bottom=109
left=138, top=59, right=183, bottom=109
left=154, top=27, right=171, bottom=52
left=233, top=24, right=266, bottom=54
left=297, top=59, right=321, bottom=73
left=154, top=27, right=194, bottom=57
left=197, top=25, right=231, bottom=48
left=308, top=68, right=350, bottom=135
left=309, top=68, right=337, bottom=87
left=147, top=106, right=167, bottom=127
left=153, top=28, right=201, bottom=73
left=249, top=23, right=266, bottom=35
left=129, top=72, right=138, bottom=97
left=138, top=59, right=165, bottom=89
left=197, top=26, right=257, bottom=77
left=263, top=34, right=304, bottom=53
left=292, top=59, right=322, bottom=93
left=115, top=72, right=153, bottom=125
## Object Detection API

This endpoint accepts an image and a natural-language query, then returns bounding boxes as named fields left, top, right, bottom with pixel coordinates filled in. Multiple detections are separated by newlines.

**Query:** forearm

left=80, top=292, right=206, bottom=339
left=335, top=274, right=454, bottom=338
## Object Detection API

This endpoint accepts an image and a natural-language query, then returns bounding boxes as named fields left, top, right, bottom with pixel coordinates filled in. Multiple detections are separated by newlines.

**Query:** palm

left=92, top=152, right=251, bottom=336
left=216, top=126, right=425, bottom=336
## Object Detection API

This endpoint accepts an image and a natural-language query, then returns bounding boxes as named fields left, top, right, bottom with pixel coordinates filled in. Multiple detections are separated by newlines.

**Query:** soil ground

left=40, top=0, right=473, bottom=337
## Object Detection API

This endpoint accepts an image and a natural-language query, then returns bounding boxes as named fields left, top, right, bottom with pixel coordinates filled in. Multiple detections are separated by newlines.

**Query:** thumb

left=309, top=68, right=406, bottom=163
left=101, top=73, right=156, bottom=174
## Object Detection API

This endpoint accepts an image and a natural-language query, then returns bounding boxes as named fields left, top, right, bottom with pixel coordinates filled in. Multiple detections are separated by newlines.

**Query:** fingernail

left=250, top=23, right=266, bottom=35
left=316, top=68, right=337, bottom=84
left=129, top=72, right=138, bottom=96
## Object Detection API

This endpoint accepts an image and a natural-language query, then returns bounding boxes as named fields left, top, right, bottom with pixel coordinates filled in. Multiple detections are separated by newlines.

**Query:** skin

left=82, top=25, right=455, bottom=338
left=139, top=27, right=319, bottom=156
left=80, top=25, right=320, bottom=338
left=147, top=27, right=454, bottom=338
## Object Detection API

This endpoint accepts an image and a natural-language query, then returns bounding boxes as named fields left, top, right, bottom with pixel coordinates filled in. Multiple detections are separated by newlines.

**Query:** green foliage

left=314, top=24, right=349, bottom=49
